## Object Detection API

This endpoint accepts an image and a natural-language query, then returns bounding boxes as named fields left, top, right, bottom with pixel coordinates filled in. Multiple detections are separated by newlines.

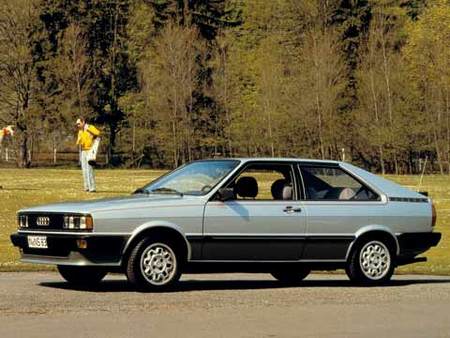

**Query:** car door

left=202, top=161, right=307, bottom=261
left=299, top=163, right=382, bottom=261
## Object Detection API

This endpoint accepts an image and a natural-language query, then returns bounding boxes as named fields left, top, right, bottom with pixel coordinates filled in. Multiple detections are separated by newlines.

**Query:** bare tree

left=356, top=7, right=415, bottom=174
left=0, top=0, right=40, bottom=167
left=55, top=23, right=92, bottom=118
left=404, top=0, right=450, bottom=175
left=211, top=31, right=233, bottom=156
left=291, top=24, right=346, bottom=160
left=141, top=21, right=200, bottom=167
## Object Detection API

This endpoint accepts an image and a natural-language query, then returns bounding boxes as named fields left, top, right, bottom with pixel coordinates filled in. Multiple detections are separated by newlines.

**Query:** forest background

left=0, top=0, right=449, bottom=174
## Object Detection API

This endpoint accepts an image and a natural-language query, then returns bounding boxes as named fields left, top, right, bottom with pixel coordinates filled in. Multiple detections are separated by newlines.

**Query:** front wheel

left=126, top=238, right=182, bottom=291
left=271, top=268, right=310, bottom=284
left=57, top=265, right=107, bottom=285
left=346, top=239, right=395, bottom=286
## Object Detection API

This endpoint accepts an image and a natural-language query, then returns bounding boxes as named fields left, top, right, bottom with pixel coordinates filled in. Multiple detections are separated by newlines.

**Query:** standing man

left=76, top=117, right=101, bottom=192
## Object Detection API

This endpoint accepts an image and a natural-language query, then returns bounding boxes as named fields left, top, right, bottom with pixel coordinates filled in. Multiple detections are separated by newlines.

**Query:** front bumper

left=10, top=232, right=129, bottom=266
left=397, top=232, right=441, bottom=258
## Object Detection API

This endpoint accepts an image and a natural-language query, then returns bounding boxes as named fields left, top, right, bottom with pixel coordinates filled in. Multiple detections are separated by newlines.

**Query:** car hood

left=19, top=194, right=204, bottom=214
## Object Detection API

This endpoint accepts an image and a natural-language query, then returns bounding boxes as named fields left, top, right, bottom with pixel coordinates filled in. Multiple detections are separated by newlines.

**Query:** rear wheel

left=346, top=238, right=395, bottom=285
left=271, top=268, right=310, bottom=284
left=126, top=237, right=182, bottom=291
left=57, top=265, right=107, bottom=285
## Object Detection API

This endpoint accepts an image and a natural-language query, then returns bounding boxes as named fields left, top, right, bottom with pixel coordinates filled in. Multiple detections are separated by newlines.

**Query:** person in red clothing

left=0, top=125, right=14, bottom=144
left=0, top=125, right=15, bottom=189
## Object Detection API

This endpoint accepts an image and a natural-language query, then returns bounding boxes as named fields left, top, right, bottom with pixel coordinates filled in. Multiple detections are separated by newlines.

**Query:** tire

left=346, top=238, right=395, bottom=286
left=126, top=237, right=182, bottom=291
left=271, top=268, right=310, bottom=284
left=57, top=265, right=107, bottom=285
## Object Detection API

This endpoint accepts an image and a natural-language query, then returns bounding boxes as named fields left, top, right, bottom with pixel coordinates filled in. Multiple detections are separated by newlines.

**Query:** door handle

left=283, top=206, right=302, bottom=213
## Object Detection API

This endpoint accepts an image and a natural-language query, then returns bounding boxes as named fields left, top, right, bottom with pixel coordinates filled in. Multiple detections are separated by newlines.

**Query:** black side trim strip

left=186, top=235, right=355, bottom=241
left=205, top=236, right=307, bottom=240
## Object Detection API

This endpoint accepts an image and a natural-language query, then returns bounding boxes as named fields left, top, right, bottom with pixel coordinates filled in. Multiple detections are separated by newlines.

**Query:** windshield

left=140, top=160, right=240, bottom=196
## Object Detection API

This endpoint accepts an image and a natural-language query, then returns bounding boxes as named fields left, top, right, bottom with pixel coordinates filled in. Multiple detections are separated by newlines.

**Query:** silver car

left=11, top=158, right=441, bottom=290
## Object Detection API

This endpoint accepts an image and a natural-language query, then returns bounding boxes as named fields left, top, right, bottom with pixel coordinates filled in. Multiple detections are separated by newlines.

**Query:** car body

left=11, top=158, right=441, bottom=289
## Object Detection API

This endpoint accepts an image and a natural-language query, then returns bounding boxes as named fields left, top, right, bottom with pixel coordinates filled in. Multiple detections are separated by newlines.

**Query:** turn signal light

left=76, top=239, right=88, bottom=249
left=84, top=216, right=94, bottom=230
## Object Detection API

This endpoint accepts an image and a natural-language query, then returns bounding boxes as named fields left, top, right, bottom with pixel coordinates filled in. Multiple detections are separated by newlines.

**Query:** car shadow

left=39, top=277, right=450, bottom=293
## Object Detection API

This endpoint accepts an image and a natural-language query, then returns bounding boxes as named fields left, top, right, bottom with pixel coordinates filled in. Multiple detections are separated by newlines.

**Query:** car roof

left=197, top=157, right=341, bottom=165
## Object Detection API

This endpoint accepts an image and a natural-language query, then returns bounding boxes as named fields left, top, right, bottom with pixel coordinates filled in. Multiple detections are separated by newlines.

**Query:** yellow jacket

left=76, top=124, right=101, bottom=150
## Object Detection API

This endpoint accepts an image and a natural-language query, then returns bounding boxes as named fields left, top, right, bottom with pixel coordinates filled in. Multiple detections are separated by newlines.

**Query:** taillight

left=432, top=202, right=437, bottom=227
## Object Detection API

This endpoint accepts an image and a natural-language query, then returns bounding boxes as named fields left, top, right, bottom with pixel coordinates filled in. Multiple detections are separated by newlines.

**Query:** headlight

left=18, top=214, right=28, bottom=228
left=63, top=215, right=94, bottom=230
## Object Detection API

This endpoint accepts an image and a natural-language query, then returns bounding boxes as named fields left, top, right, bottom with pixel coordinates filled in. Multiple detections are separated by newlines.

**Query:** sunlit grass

left=0, top=168, right=163, bottom=271
left=385, top=175, right=448, bottom=275
left=0, top=169, right=448, bottom=274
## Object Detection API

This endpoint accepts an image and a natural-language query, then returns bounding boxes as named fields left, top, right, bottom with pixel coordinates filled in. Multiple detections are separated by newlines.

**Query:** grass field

left=0, top=169, right=448, bottom=274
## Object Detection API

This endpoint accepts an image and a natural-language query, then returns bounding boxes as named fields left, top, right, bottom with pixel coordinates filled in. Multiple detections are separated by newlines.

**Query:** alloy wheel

left=140, top=243, right=177, bottom=286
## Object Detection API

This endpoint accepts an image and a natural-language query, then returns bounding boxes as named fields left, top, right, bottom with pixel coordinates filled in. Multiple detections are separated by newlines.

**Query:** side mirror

left=133, top=187, right=145, bottom=194
left=216, top=187, right=235, bottom=201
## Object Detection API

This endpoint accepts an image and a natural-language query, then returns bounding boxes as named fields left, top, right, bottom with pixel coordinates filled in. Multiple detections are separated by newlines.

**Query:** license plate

left=27, top=236, right=48, bottom=249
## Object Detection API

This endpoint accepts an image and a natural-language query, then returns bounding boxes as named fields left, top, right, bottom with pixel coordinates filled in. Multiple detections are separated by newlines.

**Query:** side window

left=300, top=166, right=378, bottom=201
left=229, top=163, right=296, bottom=201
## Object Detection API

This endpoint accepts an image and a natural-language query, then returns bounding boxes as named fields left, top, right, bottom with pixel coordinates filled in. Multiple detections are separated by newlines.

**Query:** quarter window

left=300, top=166, right=378, bottom=201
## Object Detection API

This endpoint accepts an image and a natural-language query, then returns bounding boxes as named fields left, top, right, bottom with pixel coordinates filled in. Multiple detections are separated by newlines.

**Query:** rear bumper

left=10, top=232, right=129, bottom=266
left=397, top=232, right=441, bottom=258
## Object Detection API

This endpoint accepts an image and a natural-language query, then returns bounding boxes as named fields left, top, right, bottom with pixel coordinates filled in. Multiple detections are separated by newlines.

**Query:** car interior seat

left=271, top=179, right=293, bottom=200
left=324, top=187, right=356, bottom=200
left=234, top=176, right=258, bottom=199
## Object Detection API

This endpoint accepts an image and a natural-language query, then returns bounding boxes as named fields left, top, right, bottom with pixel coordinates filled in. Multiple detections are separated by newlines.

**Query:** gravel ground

left=1, top=272, right=450, bottom=337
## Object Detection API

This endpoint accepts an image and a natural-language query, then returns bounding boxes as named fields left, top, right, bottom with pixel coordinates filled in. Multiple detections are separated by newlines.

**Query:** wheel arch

left=345, top=225, right=400, bottom=261
left=121, top=222, right=191, bottom=268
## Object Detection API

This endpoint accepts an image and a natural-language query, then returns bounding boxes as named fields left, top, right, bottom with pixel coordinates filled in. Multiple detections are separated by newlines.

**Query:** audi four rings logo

left=36, top=217, right=50, bottom=226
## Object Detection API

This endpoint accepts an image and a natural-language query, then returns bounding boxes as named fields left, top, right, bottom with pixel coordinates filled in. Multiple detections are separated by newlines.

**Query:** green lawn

left=0, top=168, right=163, bottom=271
left=0, top=169, right=448, bottom=274
left=385, top=175, right=448, bottom=275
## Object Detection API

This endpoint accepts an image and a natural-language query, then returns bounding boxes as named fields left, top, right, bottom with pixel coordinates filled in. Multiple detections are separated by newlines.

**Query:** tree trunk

left=433, top=125, right=444, bottom=175
left=18, top=133, right=30, bottom=168
left=222, top=49, right=232, bottom=156
left=312, top=36, right=325, bottom=160
left=379, top=146, right=385, bottom=175
left=369, top=66, right=385, bottom=174
left=106, top=2, right=119, bottom=166
left=380, top=25, right=398, bottom=175
left=77, top=78, right=83, bottom=117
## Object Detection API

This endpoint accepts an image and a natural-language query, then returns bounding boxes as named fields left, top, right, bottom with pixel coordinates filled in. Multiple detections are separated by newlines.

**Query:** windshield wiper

left=149, top=187, right=184, bottom=196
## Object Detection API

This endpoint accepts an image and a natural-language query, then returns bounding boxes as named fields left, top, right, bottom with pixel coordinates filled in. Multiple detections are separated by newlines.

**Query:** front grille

left=22, top=213, right=65, bottom=230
